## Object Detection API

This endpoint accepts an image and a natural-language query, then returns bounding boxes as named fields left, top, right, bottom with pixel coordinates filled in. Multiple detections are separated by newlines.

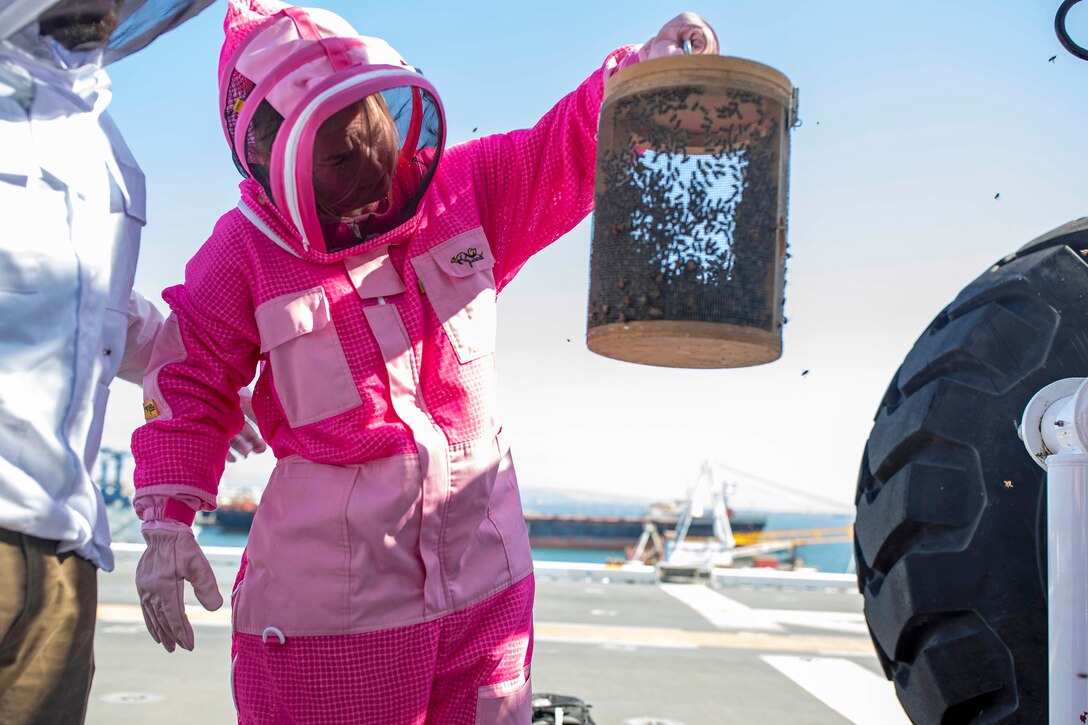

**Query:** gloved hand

left=135, top=520, right=223, bottom=652
left=226, top=388, right=267, bottom=462
left=641, top=12, right=720, bottom=60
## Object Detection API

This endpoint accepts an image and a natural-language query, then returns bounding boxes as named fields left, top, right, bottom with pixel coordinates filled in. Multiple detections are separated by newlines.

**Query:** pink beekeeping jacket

left=130, top=47, right=638, bottom=616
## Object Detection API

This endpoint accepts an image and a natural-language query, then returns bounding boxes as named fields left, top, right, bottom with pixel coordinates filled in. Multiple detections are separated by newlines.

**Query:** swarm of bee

left=589, top=84, right=787, bottom=332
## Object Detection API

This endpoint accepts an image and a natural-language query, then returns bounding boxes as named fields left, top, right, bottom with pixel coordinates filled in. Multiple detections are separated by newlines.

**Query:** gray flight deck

left=87, top=546, right=907, bottom=725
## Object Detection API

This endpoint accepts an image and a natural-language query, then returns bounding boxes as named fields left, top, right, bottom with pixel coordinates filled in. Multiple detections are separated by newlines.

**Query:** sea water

left=188, top=507, right=855, bottom=573
left=761, top=511, right=855, bottom=574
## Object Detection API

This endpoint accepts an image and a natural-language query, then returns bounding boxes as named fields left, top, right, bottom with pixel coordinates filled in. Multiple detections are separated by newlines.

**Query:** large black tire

left=855, top=218, right=1088, bottom=724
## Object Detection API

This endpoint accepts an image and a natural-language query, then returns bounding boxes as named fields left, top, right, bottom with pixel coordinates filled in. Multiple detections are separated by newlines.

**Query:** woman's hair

left=246, top=93, right=399, bottom=217
left=312, top=93, right=400, bottom=221
left=358, top=92, right=398, bottom=145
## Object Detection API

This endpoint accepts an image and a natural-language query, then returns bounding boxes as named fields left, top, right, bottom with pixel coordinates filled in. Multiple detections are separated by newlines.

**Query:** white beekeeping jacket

left=0, top=7, right=170, bottom=570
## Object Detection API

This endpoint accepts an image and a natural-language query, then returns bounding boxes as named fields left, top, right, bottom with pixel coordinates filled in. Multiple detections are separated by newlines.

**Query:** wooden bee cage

left=587, top=55, right=796, bottom=368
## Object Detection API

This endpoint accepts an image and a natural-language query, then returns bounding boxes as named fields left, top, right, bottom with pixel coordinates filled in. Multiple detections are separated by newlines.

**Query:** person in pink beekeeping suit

left=129, top=2, right=718, bottom=722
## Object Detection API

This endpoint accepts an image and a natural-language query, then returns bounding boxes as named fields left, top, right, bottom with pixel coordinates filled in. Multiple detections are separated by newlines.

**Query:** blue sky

left=98, top=1, right=1088, bottom=510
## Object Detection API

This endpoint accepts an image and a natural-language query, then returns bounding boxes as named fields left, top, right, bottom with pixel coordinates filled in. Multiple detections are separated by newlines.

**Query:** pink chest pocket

left=410, top=228, right=497, bottom=364
left=254, top=286, right=361, bottom=427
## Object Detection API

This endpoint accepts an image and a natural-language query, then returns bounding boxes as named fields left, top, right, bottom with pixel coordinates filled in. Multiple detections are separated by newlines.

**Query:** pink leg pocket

left=475, top=675, right=532, bottom=725
left=234, top=456, right=427, bottom=637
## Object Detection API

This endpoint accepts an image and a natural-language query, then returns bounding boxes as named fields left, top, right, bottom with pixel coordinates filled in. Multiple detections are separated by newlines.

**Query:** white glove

left=135, top=520, right=223, bottom=652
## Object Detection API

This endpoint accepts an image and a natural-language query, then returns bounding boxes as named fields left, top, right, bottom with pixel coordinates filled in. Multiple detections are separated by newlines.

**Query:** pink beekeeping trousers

left=231, top=574, right=533, bottom=724
left=229, top=453, right=535, bottom=724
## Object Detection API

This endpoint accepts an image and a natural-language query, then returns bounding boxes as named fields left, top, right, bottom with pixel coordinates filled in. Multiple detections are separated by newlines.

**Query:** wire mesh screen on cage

left=587, top=55, right=796, bottom=368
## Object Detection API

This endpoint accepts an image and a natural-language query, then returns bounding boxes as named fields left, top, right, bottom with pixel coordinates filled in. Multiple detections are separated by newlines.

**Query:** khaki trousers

left=0, top=527, right=97, bottom=725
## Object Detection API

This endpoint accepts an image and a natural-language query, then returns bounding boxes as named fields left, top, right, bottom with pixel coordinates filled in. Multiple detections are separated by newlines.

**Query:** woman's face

left=312, top=98, right=398, bottom=219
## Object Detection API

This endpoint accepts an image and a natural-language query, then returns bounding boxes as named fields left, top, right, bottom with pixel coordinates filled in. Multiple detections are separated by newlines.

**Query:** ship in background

left=521, top=503, right=766, bottom=554
left=206, top=487, right=768, bottom=555
left=97, top=450, right=851, bottom=570
left=203, top=460, right=853, bottom=567
left=205, top=458, right=769, bottom=550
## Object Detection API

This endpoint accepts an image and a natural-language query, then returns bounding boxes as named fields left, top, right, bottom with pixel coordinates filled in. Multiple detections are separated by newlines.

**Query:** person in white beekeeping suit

left=0, top=2, right=266, bottom=722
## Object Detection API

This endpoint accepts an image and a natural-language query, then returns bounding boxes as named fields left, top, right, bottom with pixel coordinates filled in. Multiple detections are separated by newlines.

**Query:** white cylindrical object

left=1041, top=395, right=1078, bottom=454
left=1046, top=451, right=1088, bottom=724
left=1020, top=378, right=1084, bottom=467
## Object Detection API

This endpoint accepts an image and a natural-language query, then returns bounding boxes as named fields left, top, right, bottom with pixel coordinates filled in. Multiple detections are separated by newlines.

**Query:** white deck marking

left=659, top=584, right=868, bottom=635
left=659, top=584, right=785, bottom=632
left=761, top=655, right=910, bottom=725
left=760, top=609, right=868, bottom=636
left=98, top=603, right=232, bottom=627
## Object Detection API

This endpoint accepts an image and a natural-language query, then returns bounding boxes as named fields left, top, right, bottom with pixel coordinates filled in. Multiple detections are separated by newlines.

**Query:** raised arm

left=468, top=13, right=719, bottom=290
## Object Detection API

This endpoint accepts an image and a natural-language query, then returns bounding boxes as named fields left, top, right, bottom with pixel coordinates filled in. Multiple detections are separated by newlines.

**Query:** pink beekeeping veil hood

left=219, top=0, right=446, bottom=255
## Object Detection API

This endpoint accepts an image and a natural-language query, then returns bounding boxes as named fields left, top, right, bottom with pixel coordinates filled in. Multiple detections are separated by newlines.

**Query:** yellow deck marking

left=535, top=621, right=874, bottom=654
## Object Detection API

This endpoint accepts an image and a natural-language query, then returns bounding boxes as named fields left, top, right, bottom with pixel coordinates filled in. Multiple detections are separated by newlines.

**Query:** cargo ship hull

left=206, top=506, right=765, bottom=552
left=524, top=513, right=765, bottom=550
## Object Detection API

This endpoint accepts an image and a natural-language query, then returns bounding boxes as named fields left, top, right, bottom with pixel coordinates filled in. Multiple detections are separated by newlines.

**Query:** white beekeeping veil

left=0, top=0, right=216, bottom=63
